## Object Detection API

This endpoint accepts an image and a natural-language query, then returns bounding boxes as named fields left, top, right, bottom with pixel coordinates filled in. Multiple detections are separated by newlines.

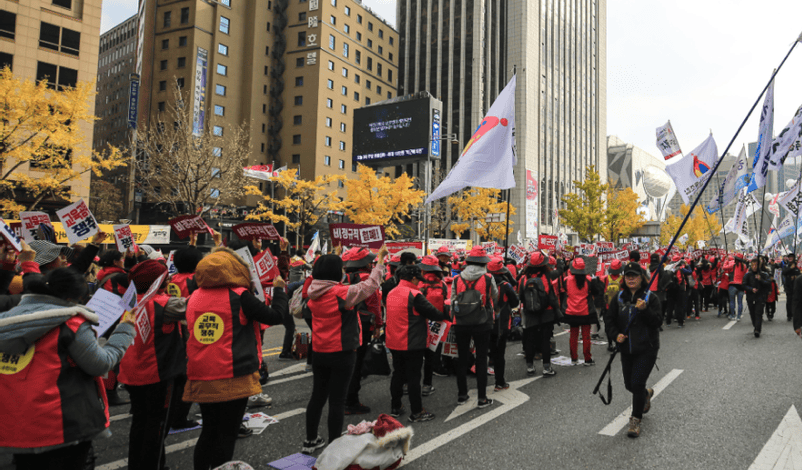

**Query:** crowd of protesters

left=0, top=229, right=800, bottom=469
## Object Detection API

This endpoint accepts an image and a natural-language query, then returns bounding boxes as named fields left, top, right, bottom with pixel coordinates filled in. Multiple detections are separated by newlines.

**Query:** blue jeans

left=728, top=285, right=743, bottom=318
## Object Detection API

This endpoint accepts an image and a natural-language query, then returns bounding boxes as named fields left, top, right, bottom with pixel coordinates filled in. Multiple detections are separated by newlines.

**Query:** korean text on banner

left=525, top=169, right=539, bottom=239
left=133, top=272, right=167, bottom=343
left=0, top=217, right=22, bottom=252
left=507, top=245, right=527, bottom=264
left=253, top=250, right=280, bottom=282
left=19, top=212, right=52, bottom=243
left=169, top=215, right=212, bottom=240
left=386, top=241, right=424, bottom=256
left=55, top=199, right=99, bottom=245
left=166, top=250, right=177, bottom=275
left=426, top=320, right=450, bottom=352
left=113, top=224, right=138, bottom=253
left=538, top=234, right=558, bottom=254
left=329, top=223, right=385, bottom=249
left=234, top=247, right=266, bottom=302
left=656, top=121, right=682, bottom=161
left=233, top=222, right=280, bottom=241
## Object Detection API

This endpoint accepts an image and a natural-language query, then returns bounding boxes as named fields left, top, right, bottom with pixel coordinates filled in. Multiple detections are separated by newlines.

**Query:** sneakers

left=591, top=333, right=602, bottom=340
left=408, top=410, right=435, bottom=423
left=422, top=385, right=435, bottom=397
left=487, top=367, right=495, bottom=376
left=494, top=383, right=510, bottom=391
left=627, top=417, right=641, bottom=438
left=583, top=358, right=595, bottom=366
left=571, top=359, right=579, bottom=366
left=302, top=436, right=326, bottom=454
left=754, top=330, right=760, bottom=338
left=107, top=389, right=130, bottom=407
left=736, top=316, right=742, bottom=321
left=677, top=324, right=684, bottom=329
left=238, top=423, right=253, bottom=439
left=526, top=363, right=536, bottom=376
left=389, top=406, right=406, bottom=418
left=542, top=365, right=556, bottom=376
left=432, top=370, right=449, bottom=377
left=278, top=352, right=295, bottom=361
left=477, top=398, right=494, bottom=409
left=344, top=403, right=371, bottom=415
left=643, top=388, right=654, bottom=414
left=457, top=395, right=469, bottom=405
left=248, top=393, right=273, bottom=407
left=695, top=316, right=700, bottom=320
left=607, top=344, right=617, bottom=353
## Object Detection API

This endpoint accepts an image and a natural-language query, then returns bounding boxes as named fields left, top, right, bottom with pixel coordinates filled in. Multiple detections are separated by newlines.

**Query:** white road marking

left=748, top=405, right=802, bottom=470
left=265, top=372, right=313, bottom=387
left=598, top=368, right=684, bottom=436
left=445, top=377, right=542, bottom=422
left=109, top=413, right=131, bottom=422
left=723, top=320, right=737, bottom=330
left=271, top=362, right=309, bottom=377
left=401, top=377, right=538, bottom=467
left=555, top=329, right=569, bottom=337
left=96, top=408, right=306, bottom=470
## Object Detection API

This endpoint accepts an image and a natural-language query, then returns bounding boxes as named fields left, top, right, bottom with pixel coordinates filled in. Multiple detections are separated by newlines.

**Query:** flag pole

left=712, top=161, right=730, bottom=252
left=503, top=188, right=511, bottom=261
left=645, top=34, right=800, bottom=290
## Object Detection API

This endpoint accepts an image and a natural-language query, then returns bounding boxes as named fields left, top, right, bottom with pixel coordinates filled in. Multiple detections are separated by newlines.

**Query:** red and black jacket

left=386, top=279, right=448, bottom=350
left=453, top=274, right=495, bottom=328
left=0, top=316, right=109, bottom=449
left=348, top=271, right=383, bottom=329
left=166, top=272, right=197, bottom=298
left=419, top=273, right=450, bottom=315
left=96, top=266, right=128, bottom=296
left=308, top=284, right=361, bottom=353
left=119, top=293, right=186, bottom=386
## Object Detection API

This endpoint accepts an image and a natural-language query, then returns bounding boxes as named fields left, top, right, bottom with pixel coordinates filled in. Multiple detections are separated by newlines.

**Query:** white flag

left=305, top=231, right=319, bottom=263
left=706, top=145, right=750, bottom=213
left=321, top=240, right=328, bottom=255
left=665, top=134, right=719, bottom=205
left=763, top=213, right=796, bottom=251
left=777, top=177, right=801, bottom=217
left=747, top=78, right=774, bottom=193
left=768, top=105, right=802, bottom=169
left=426, top=75, right=517, bottom=203
left=656, top=121, right=682, bottom=160
left=678, top=233, right=689, bottom=246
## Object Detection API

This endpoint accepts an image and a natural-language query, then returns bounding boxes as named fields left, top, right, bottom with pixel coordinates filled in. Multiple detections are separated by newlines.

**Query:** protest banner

left=598, top=249, right=629, bottom=263
left=113, top=224, right=138, bottom=253
left=166, top=250, right=178, bottom=276
left=0, top=217, right=22, bottom=252
left=133, top=272, right=167, bottom=343
left=538, top=234, right=558, bottom=254
left=386, top=241, right=424, bottom=256
left=507, top=245, right=527, bottom=264
left=234, top=247, right=266, bottom=302
left=232, top=222, right=281, bottom=241
left=578, top=243, right=597, bottom=257
left=329, top=223, right=385, bottom=249
left=426, top=320, right=450, bottom=352
left=481, top=241, right=497, bottom=255
left=428, top=238, right=472, bottom=255
left=55, top=199, right=99, bottom=245
left=169, top=215, right=213, bottom=240
left=596, top=241, right=615, bottom=253
left=87, top=282, right=137, bottom=337
left=19, top=212, right=52, bottom=243
left=254, top=250, right=280, bottom=282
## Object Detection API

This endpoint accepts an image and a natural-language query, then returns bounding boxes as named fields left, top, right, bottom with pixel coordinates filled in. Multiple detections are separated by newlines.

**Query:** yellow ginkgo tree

left=0, top=68, right=125, bottom=215
left=448, top=188, right=515, bottom=241
left=603, top=186, right=646, bottom=242
left=660, top=204, right=722, bottom=248
left=246, top=169, right=344, bottom=247
left=343, top=164, right=425, bottom=239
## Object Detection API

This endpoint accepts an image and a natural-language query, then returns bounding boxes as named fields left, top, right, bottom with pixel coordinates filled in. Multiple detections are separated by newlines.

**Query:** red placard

left=233, top=222, right=281, bottom=241
left=386, top=241, right=423, bottom=255
left=329, top=223, right=385, bottom=249
left=169, top=215, right=212, bottom=240
left=253, top=250, right=280, bottom=281
left=538, top=234, right=558, bottom=254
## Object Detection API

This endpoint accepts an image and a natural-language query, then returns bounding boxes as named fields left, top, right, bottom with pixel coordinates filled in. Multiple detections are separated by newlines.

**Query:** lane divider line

left=598, top=368, right=684, bottom=436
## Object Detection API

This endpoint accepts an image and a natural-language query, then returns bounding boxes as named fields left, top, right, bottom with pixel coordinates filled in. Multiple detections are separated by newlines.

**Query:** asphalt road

left=2, top=296, right=800, bottom=470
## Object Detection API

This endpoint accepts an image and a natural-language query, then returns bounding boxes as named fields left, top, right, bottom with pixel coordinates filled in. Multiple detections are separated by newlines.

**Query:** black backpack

left=521, top=276, right=548, bottom=315
left=453, top=276, right=490, bottom=326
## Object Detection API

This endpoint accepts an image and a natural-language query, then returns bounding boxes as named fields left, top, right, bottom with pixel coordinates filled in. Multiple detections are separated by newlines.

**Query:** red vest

left=453, top=274, right=493, bottom=325
left=308, top=284, right=361, bottom=353
left=97, top=266, right=127, bottom=296
left=185, top=287, right=261, bottom=381
left=119, top=293, right=186, bottom=386
left=420, top=276, right=447, bottom=313
left=166, top=272, right=196, bottom=298
left=649, top=269, right=660, bottom=292
left=0, top=316, right=109, bottom=449
left=565, top=275, right=592, bottom=316
left=386, top=280, right=429, bottom=350
left=730, top=262, right=747, bottom=285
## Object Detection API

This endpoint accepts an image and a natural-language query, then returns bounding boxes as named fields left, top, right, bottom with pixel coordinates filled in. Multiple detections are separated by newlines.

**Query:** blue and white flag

left=426, top=75, right=517, bottom=203
left=747, top=79, right=775, bottom=193
left=707, top=145, right=750, bottom=213
left=768, top=105, right=802, bottom=169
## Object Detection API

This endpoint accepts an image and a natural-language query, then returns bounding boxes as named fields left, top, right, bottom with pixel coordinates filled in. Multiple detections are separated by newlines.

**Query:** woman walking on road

left=564, top=258, right=602, bottom=366
left=603, top=262, right=663, bottom=438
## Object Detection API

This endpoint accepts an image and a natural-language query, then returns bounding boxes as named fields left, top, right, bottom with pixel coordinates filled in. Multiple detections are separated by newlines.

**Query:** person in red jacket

left=564, top=258, right=602, bottom=366
left=488, top=257, right=519, bottom=390
left=717, top=263, right=730, bottom=317
left=766, top=276, right=779, bottom=320
left=303, top=248, right=387, bottom=453
left=419, top=255, right=450, bottom=394
left=386, top=264, right=449, bottom=422
left=342, top=247, right=384, bottom=415
left=725, top=254, right=748, bottom=320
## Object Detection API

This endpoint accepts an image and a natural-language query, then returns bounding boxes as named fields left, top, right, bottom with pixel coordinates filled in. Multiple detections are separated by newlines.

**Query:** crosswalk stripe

left=598, top=368, right=684, bottom=436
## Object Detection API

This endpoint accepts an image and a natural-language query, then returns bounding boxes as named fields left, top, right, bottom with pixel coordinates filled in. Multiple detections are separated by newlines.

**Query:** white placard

left=0, top=217, right=22, bottom=252
left=87, top=282, right=137, bottom=337
left=19, top=211, right=52, bottom=243
left=235, top=247, right=266, bottom=302
left=55, top=199, right=99, bottom=245
left=113, top=224, right=138, bottom=253
left=133, top=272, right=168, bottom=343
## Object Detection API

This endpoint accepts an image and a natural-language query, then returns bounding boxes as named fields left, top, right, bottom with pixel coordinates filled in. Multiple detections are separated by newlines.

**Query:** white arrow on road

left=445, top=376, right=541, bottom=422
left=748, top=405, right=802, bottom=470
left=401, top=377, right=539, bottom=467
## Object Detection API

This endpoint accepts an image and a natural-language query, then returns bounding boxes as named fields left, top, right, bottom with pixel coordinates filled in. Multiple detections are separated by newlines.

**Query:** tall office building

left=397, top=0, right=606, bottom=240
left=134, top=0, right=398, bottom=223
left=0, top=0, right=103, bottom=210
left=93, top=14, right=137, bottom=218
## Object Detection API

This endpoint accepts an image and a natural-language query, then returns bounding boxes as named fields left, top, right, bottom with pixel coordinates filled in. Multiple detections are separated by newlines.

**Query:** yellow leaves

left=660, top=204, right=722, bottom=248
left=603, top=186, right=646, bottom=241
left=559, top=165, right=607, bottom=242
left=342, top=164, right=425, bottom=239
left=448, top=188, right=515, bottom=241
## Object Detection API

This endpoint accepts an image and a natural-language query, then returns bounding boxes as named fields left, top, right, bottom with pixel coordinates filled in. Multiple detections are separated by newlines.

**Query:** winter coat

left=742, top=269, right=771, bottom=300
left=604, top=286, right=662, bottom=355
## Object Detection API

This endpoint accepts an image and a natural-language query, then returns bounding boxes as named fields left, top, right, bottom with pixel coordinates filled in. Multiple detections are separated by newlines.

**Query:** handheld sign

left=234, top=247, right=266, bottom=302
left=132, top=272, right=168, bottom=343
left=232, top=223, right=280, bottom=241
left=169, top=215, right=212, bottom=240
left=113, top=224, right=138, bottom=253
left=87, top=281, right=137, bottom=337
left=329, top=223, right=385, bottom=249
left=55, top=199, right=99, bottom=245
left=253, top=250, right=280, bottom=282
left=0, top=217, right=23, bottom=252
left=19, top=212, right=52, bottom=243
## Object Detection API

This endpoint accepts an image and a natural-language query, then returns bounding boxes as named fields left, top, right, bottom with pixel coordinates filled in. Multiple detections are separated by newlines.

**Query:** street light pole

left=426, top=134, right=459, bottom=254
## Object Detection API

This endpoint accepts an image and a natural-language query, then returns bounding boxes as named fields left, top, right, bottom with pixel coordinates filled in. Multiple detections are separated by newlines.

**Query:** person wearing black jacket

left=488, top=258, right=519, bottom=391
left=604, top=262, right=663, bottom=439
left=743, top=258, right=772, bottom=338
left=782, top=255, right=800, bottom=322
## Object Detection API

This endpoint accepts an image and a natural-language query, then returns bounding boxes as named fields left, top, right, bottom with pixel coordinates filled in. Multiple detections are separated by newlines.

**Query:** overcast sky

left=101, top=0, right=802, bottom=165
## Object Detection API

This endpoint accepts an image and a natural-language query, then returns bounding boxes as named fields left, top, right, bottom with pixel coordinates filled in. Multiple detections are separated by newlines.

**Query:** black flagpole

left=503, top=189, right=511, bottom=260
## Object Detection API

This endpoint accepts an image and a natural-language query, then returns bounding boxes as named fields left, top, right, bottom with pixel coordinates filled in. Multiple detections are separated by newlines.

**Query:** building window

left=293, top=115, right=302, bottom=125
left=331, top=0, right=336, bottom=5
left=388, top=70, right=393, bottom=82
left=389, top=37, right=394, bottom=45
left=343, top=43, right=349, bottom=57
left=325, top=117, right=332, bottom=127
left=356, top=32, right=362, bottom=41
left=340, top=104, right=347, bottom=114
left=367, top=58, right=372, bottom=71
left=293, top=134, right=302, bottom=144
left=328, top=60, right=334, bottom=71
left=377, top=63, right=382, bottom=76
left=295, top=76, right=303, bottom=86
left=180, top=7, right=189, bottom=24
left=341, top=85, right=347, bottom=95
left=159, top=80, right=167, bottom=91
left=357, top=14, right=362, bottom=24
left=354, top=73, right=360, bottom=83
left=179, top=36, right=188, bottom=46
left=178, top=57, right=187, bottom=68
left=338, top=159, right=345, bottom=169
left=0, top=11, right=16, bottom=40
left=216, top=64, right=227, bottom=75
left=296, top=57, right=304, bottom=67
left=266, top=22, right=271, bottom=31
left=341, top=67, right=348, bottom=77
left=292, top=154, right=301, bottom=164
left=355, top=51, right=361, bottom=64
left=39, top=22, right=81, bottom=56
left=387, top=91, right=391, bottom=99
left=52, top=0, right=72, bottom=8
left=220, top=0, right=231, bottom=6
left=299, top=12, right=306, bottom=21
left=214, top=105, right=224, bottom=116
left=157, top=102, right=165, bottom=112
left=161, top=39, right=169, bottom=49
left=176, top=77, right=184, bottom=88
left=389, top=52, right=393, bottom=62
left=215, top=84, right=226, bottom=96
left=327, top=79, right=333, bottom=89
left=212, top=147, right=222, bottom=157
left=339, top=141, right=345, bottom=151
left=297, top=31, right=306, bottom=47
left=367, top=39, right=373, bottom=49
left=345, top=6, right=351, bottom=16
left=368, top=22, right=373, bottom=31
left=218, top=43, right=228, bottom=55
left=325, top=136, right=332, bottom=146
left=324, top=156, right=331, bottom=166
left=366, top=80, right=371, bottom=90
left=294, top=95, right=303, bottom=105
left=344, top=24, right=350, bottom=34
left=266, top=46, right=270, bottom=55
left=353, top=91, right=359, bottom=101
left=376, top=85, right=381, bottom=95
left=379, top=29, right=384, bottom=39
left=163, top=11, right=171, bottom=27
left=365, top=97, right=370, bottom=105
left=326, top=98, right=333, bottom=108
left=352, top=162, right=357, bottom=172
left=219, top=16, right=230, bottom=34
left=36, top=62, right=77, bottom=90
left=330, top=15, right=336, bottom=25
left=378, top=46, right=383, bottom=55
left=329, top=35, right=335, bottom=50
left=340, top=122, right=346, bottom=132
left=213, top=125, right=224, bottom=136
